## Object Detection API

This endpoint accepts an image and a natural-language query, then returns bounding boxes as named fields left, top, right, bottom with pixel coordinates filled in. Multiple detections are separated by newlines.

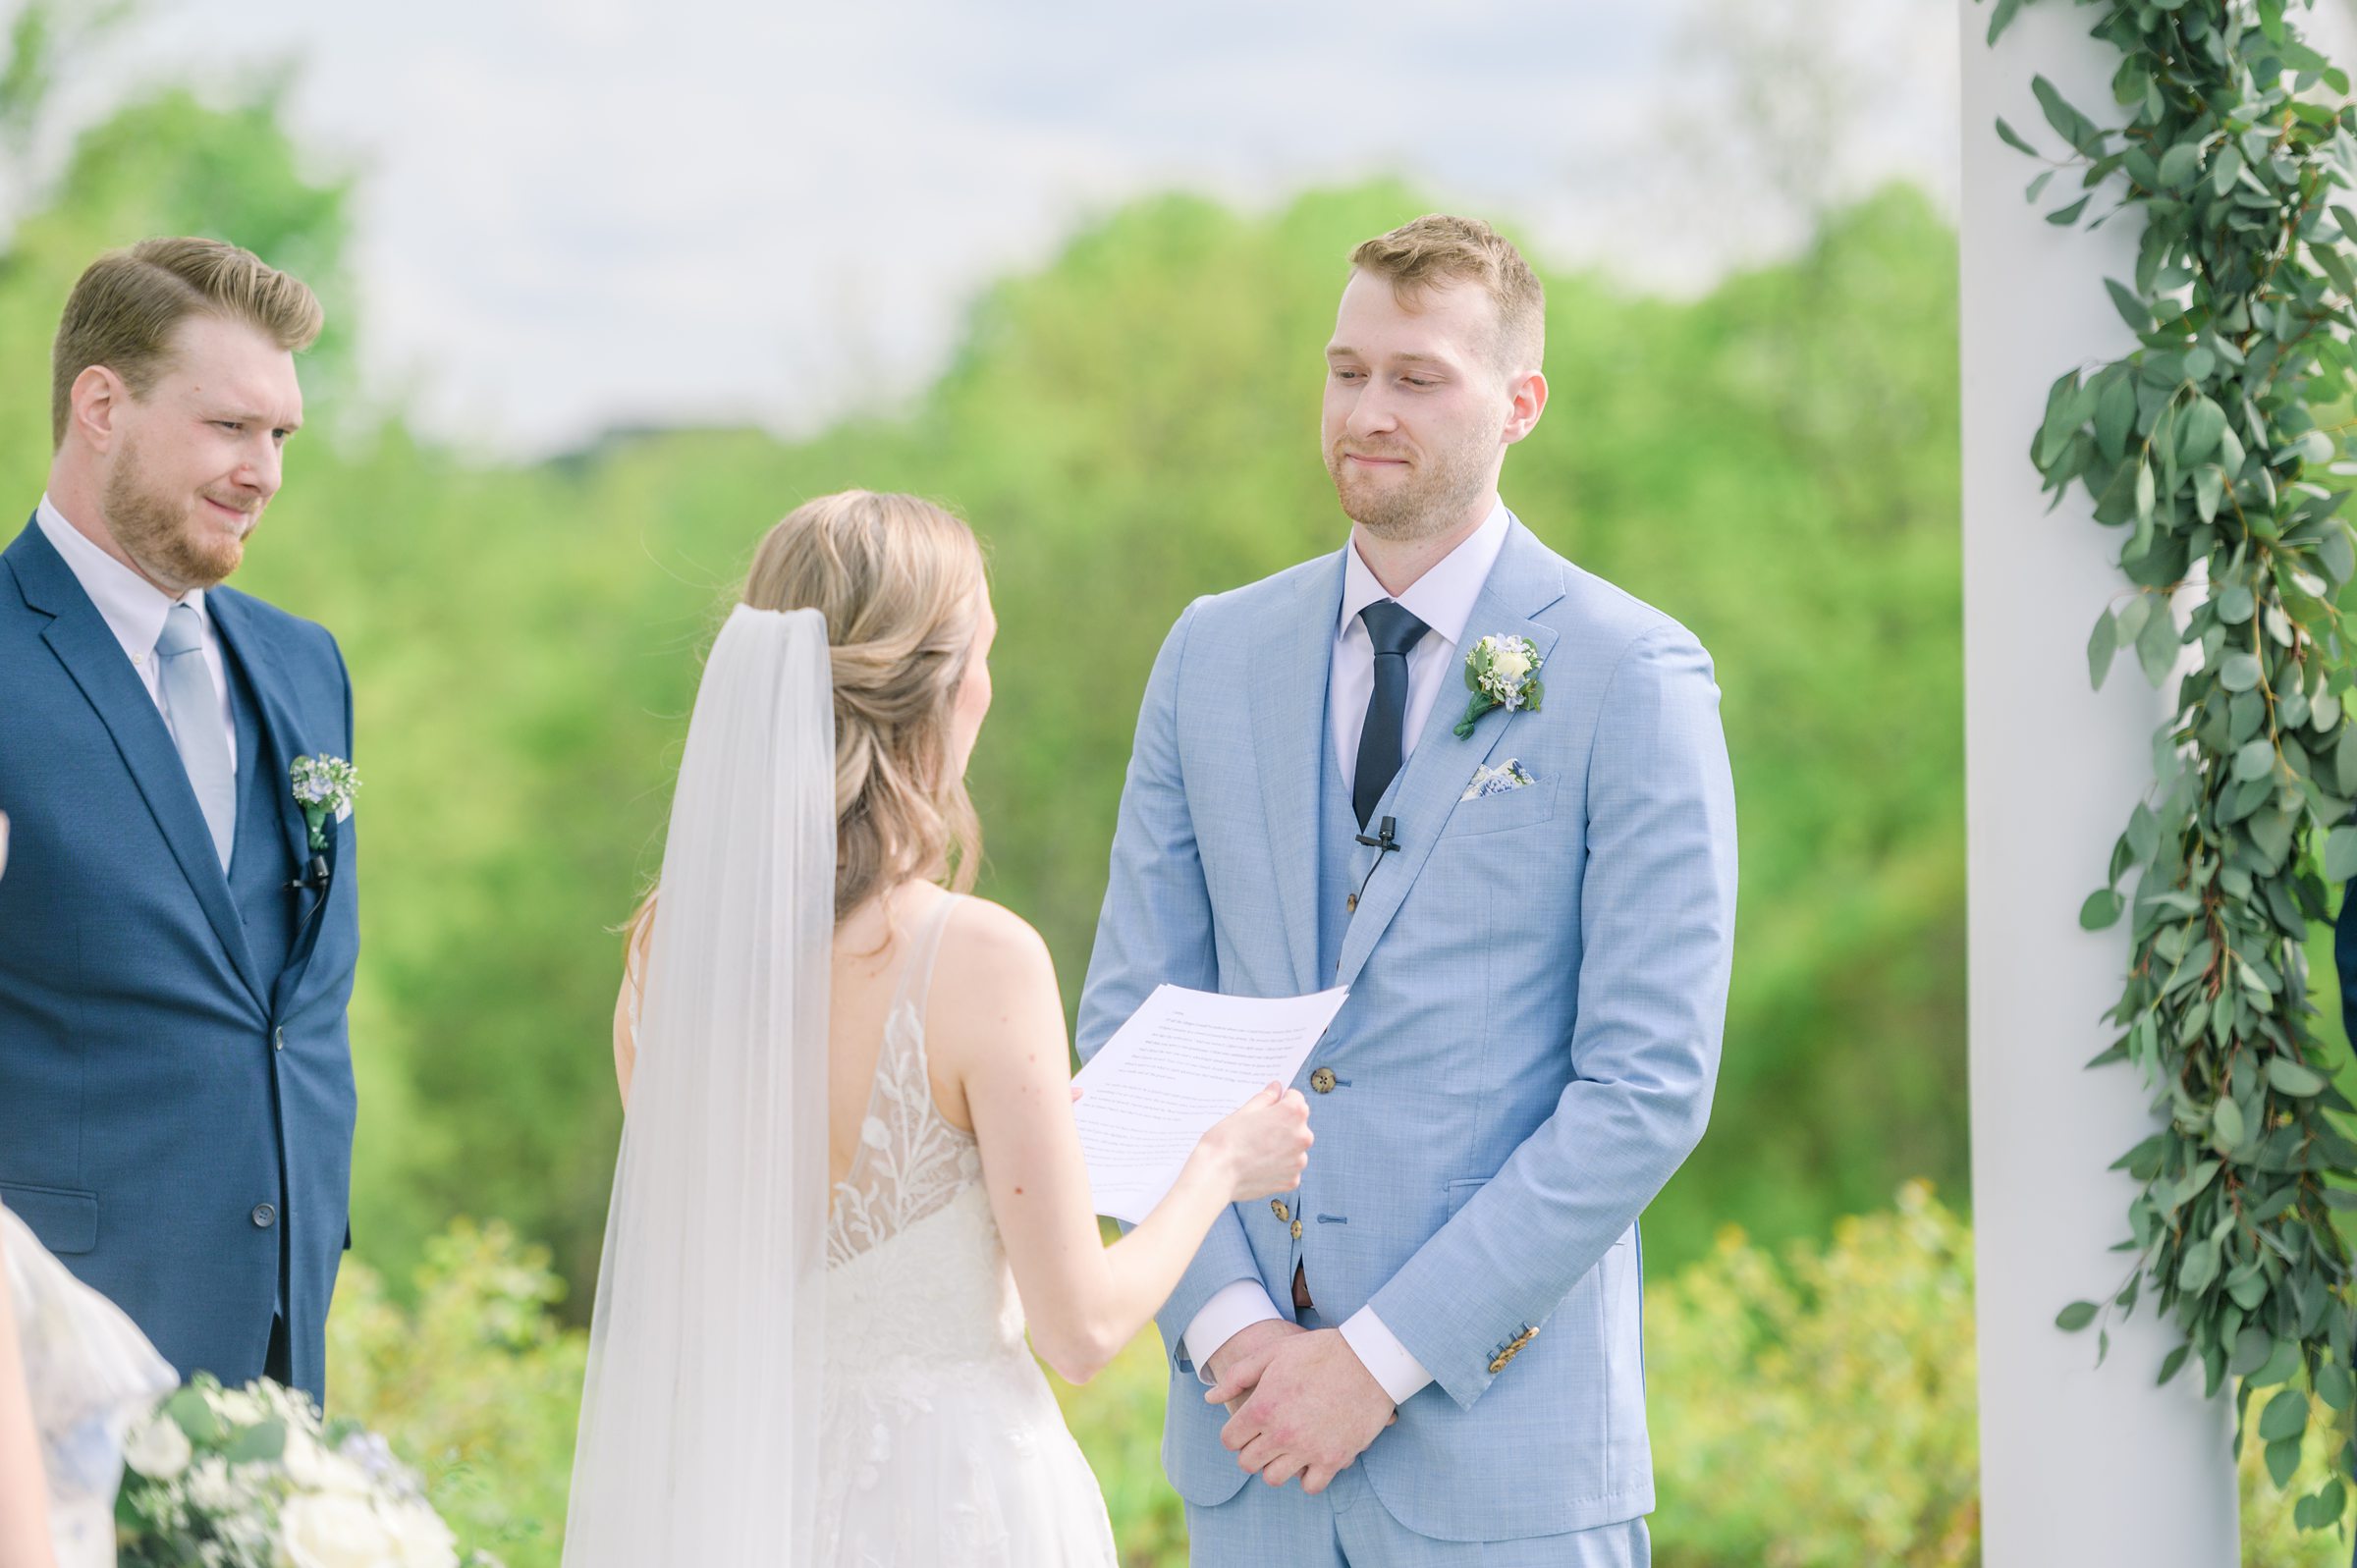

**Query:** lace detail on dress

left=811, top=893, right=1117, bottom=1567
left=827, top=894, right=984, bottom=1269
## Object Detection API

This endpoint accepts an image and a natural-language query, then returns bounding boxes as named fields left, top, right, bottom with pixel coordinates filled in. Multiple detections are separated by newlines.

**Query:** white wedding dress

left=817, top=892, right=1117, bottom=1567
left=4, top=1204, right=178, bottom=1568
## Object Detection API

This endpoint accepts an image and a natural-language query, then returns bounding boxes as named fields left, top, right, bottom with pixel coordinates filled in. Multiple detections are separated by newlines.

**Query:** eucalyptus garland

left=1987, top=0, right=2357, bottom=1531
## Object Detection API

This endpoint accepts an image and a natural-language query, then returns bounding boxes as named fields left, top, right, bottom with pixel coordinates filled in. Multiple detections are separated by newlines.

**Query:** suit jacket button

left=1290, top=1218, right=1303, bottom=1241
left=1270, top=1200, right=1289, bottom=1221
left=251, top=1204, right=277, bottom=1229
left=1310, top=1068, right=1337, bottom=1094
left=1488, top=1354, right=1509, bottom=1374
left=273, top=1028, right=286, bottom=1052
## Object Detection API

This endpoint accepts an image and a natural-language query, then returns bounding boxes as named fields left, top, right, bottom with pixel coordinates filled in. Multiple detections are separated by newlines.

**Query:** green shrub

left=1646, top=1179, right=1978, bottom=1568
left=332, top=1194, right=2344, bottom=1567
left=327, top=1221, right=586, bottom=1568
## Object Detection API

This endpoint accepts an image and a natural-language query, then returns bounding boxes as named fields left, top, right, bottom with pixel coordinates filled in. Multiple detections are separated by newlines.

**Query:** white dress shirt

left=36, top=494, right=238, bottom=781
left=1181, top=499, right=1512, bottom=1407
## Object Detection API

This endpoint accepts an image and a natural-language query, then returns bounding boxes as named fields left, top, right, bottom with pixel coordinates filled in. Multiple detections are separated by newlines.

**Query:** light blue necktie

left=154, top=603, right=235, bottom=869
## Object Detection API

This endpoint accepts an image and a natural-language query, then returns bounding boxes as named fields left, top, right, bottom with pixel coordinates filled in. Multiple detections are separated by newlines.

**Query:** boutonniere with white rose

left=1453, top=634, right=1544, bottom=738
left=289, top=754, right=359, bottom=892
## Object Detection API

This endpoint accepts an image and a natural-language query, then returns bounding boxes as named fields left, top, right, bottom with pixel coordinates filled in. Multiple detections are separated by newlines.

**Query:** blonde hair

left=630, top=491, right=987, bottom=953
left=51, top=237, right=323, bottom=448
left=1348, top=214, right=1545, bottom=377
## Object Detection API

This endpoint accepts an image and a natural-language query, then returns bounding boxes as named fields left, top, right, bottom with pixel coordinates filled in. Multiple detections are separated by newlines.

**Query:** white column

left=1957, top=3, right=2239, bottom=1562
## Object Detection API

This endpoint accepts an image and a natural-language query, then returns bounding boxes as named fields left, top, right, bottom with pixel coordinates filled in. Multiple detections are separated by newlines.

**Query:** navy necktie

left=1353, top=600, right=1431, bottom=829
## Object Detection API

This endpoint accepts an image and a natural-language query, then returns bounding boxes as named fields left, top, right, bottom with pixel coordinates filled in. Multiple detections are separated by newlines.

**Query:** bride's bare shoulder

left=927, top=894, right=1065, bottom=1075
left=936, top=893, right=1057, bottom=994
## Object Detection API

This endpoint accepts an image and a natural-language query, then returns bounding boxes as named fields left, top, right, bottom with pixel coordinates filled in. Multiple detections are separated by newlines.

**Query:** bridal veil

left=564, top=605, right=835, bottom=1564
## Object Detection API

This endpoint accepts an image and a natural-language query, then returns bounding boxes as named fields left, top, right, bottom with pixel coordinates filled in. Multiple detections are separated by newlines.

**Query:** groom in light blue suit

left=1077, top=216, right=1737, bottom=1564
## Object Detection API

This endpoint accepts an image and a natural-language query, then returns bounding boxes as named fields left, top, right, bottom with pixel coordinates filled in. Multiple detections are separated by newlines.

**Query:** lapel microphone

left=1347, top=815, right=1399, bottom=913
left=285, top=855, right=331, bottom=894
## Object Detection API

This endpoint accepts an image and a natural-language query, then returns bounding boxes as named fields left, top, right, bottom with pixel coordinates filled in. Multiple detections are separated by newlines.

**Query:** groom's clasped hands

left=1203, top=1319, right=1398, bottom=1495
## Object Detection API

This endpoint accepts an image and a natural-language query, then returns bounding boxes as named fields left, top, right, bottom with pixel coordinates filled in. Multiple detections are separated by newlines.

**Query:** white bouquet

left=114, top=1375, right=498, bottom=1568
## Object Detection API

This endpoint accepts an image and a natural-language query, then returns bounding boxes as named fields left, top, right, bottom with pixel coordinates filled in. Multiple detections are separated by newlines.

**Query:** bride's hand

left=1195, top=1082, right=1313, bottom=1203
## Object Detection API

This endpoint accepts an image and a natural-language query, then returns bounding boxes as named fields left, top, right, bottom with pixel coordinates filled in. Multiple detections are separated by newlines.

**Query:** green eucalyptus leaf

left=2178, top=397, right=2227, bottom=466
left=2088, top=608, right=2119, bottom=687
left=2259, top=1387, right=2310, bottom=1442
left=2220, top=653, right=2263, bottom=692
left=2324, top=825, right=2357, bottom=882
left=2056, top=1300, right=2100, bottom=1331
left=2267, top=1055, right=2329, bottom=1096
left=2136, top=598, right=2179, bottom=686
left=2107, top=277, right=2154, bottom=333
left=2080, top=889, right=2125, bottom=930
left=2213, top=1094, right=2248, bottom=1147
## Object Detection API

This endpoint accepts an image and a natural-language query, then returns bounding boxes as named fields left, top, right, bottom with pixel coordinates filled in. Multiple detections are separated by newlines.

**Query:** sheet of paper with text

left=1071, top=984, right=1348, bottom=1223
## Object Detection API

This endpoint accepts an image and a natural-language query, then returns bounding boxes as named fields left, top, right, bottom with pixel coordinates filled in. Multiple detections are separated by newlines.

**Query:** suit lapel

left=209, top=589, right=333, bottom=1015
left=1247, top=554, right=1344, bottom=996
left=1334, top=521, right=1565, bottom=992
left=6, top=519, right=269, bottom=1009
left=209, top=592, right=312, bottom=886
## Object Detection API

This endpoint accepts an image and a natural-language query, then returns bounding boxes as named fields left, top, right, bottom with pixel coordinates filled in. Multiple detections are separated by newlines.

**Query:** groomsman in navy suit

left=0, top=239, right=358, bottom=1405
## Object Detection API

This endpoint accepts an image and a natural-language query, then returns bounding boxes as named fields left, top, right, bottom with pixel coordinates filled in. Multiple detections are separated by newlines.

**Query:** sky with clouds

left=24, top=0, right=1965, bottom=457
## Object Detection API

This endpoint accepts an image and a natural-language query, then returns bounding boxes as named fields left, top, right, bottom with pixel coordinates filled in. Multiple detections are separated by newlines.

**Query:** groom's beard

left=1327, top=434, right=1492, bottom=542
left=103, top=438, right=256, bottom=591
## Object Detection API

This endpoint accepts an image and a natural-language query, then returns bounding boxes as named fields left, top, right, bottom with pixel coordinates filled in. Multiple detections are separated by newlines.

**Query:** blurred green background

left=6, top=7, right=2346, bottom=1564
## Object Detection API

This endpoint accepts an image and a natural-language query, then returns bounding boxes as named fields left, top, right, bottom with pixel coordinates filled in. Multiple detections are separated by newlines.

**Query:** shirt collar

left=1338, top=497, right=1512, bottom=651
left=35, top=492, right=208, bottom=669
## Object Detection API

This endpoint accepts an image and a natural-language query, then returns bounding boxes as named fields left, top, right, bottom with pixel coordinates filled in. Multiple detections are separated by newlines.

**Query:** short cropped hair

left=1348, top=214, right=1544, bottom=377
left=51, top=237, right=322, bottom=448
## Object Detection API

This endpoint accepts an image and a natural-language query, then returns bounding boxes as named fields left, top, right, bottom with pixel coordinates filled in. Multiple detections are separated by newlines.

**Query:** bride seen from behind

left=572, top=491, right=1313, bottom=1567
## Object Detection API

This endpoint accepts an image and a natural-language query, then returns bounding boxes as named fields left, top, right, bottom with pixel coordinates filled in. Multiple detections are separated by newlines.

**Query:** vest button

left=1310, top=1067, right=1337, bottom=1095
left=251, top=1204, right=277, bottom=1229
left=1270, top=1200, right=1289, bottom=1221
left=1290, top=1218, right=1304, bottom=1241
left=273, top=1028, right=286, bottom=1052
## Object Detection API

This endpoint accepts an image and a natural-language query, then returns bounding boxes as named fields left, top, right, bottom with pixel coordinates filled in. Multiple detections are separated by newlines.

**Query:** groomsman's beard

left=102, top=437, right=256, bottom=591
left=1327, top=436, right=1493, bottom=544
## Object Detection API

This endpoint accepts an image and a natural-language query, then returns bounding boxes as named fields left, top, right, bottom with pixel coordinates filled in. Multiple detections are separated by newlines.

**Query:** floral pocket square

left=1461, top=759, right=1538, bottom=802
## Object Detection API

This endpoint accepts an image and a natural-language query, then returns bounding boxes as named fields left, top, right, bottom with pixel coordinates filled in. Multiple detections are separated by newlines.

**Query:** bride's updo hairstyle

left=741, top=489, right=988, bottom=922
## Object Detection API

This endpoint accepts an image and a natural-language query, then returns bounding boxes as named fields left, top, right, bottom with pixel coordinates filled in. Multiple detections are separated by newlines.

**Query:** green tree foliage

left=0, top=24, right=1970, bottom=1303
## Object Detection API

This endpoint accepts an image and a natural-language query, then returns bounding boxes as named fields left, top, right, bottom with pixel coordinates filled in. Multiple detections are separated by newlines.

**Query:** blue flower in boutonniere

left=1453, top=634, right=1544, bottom=738
left=289, top=755, right=360, bottom=891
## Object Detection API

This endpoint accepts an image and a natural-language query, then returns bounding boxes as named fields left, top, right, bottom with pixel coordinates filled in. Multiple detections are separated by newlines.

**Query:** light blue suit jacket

left=1076, top=517, right=1737, bottom=1541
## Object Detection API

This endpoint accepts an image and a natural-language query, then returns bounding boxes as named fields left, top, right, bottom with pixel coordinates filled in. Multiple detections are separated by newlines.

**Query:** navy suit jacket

left=0, top=516, right=357, bottom=1403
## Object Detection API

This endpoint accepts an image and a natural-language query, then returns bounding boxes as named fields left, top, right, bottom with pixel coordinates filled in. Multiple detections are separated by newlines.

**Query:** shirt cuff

left=1181, top=1280, right=1283, bottom=1385
left=1339, top=1306, right=1435, bottom=1407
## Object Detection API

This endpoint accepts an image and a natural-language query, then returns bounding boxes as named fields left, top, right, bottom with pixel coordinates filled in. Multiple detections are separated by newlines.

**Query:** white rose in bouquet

left=280, top=1492, right=395, bottom=1568
left=283, top=1429, right=373, bottom=1496
left=385, top=1499, right=462, bottom=1568
left=122, top=1412, right=192, bottom=1480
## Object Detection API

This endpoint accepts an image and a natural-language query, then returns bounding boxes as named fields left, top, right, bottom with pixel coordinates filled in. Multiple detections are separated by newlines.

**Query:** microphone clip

left=1347, top=816, right=1400, bottom=913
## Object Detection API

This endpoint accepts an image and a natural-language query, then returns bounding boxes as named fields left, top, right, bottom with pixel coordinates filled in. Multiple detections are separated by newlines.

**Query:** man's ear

left=1502, top=369, right=1548, bottom=447
left=69, top=364, right=129, bottom=453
